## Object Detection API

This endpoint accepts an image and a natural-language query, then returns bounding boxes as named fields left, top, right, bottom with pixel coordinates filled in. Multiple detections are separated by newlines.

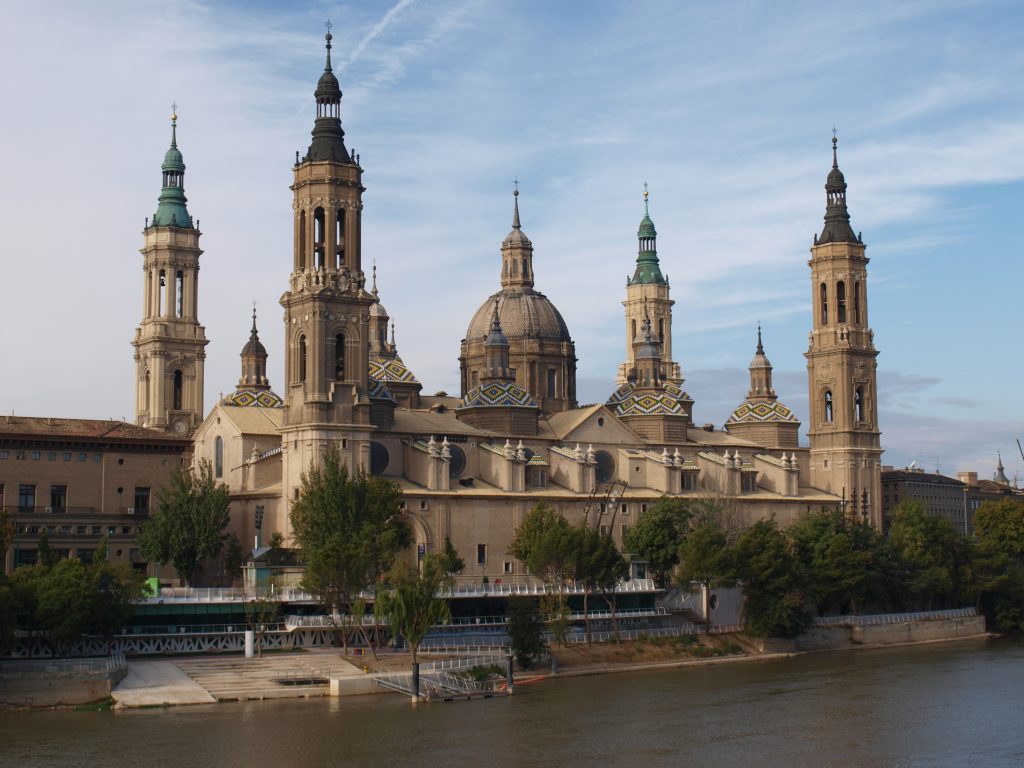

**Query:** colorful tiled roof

left=725, top=401, right=799, bottom=425
left=222, top=389, right=284, bottom=408
left=459, top=382, right=538, bottom=409
left=368, top=378, right=397, bottom=404
left=369, top=356, right=420, bottom=385
left=606, top=382, right=691, bottom=417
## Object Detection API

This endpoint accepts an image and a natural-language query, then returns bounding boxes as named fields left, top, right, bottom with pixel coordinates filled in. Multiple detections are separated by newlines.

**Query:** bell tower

left=132, top=109, right=208, bottom=434
left=280, top=29, right=374, bottom=509
left=805, top=136, right=883, bottom=528
left=617, top=186, right=682, bottom=386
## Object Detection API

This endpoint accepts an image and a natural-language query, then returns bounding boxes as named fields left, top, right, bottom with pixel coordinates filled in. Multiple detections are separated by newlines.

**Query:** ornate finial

left=756, top=322, right=764, bottom=355
left=390, top=319, right=396, bottom=347
left=170, top=102, right=178, bottom=147
left=643, top=181, right=650, bottom=216
left=491, top=297, right=502, bottom=330
left=832, top=129, right=839, bottom=169
left=324, top=20, right=334, bottom=71
left=251, top=301, right=258, bottom=329
left=512, top=181, right=521, bottom=229
left=371, top=259, right=378, bottom=298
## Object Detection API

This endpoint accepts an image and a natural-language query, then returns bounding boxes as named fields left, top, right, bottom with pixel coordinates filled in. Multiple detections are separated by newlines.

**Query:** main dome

left=465, top=289, right=572, bottom=343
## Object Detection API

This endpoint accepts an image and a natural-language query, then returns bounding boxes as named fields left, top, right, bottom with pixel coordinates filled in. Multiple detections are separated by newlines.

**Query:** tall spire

left=304, top=25, right=351, bottom=163
left=995, top=451, right=1010, bottom=485
left=818, top=132, right=858, bottom=244
left=747, top=324, right=775, bottom=399
left=500, top=183, right=534, bottom=289
left=371, top=259, right=378, bottom=298
left=631, top=184, right=665, bottom=285
left=152, top=107, right=193, bottom=228
left=756, top=321, right=764, bottom=355
left=239, top=304, right=271, bottom=391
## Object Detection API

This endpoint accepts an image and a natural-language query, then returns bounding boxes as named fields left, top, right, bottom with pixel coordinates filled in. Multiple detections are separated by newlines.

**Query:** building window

left=0, top=450, right=7, bottom=459
left=599, top=524, right=608, bottom=536
left=621, top=524, right=630, bottom=538
left=620, top=503, right=629, bottom=516
left=63, top=452, right=71, bottom=462
left=855, top=386, right=865, bottom=423
left=820, top=282, right=828, bottom=324
left=837, top=280, right=847, bottom=323
left=824, top=390, right=833, bottom=422
left=313, top=207, right=326, bottom=270
left=175, top=271, right=184, bottom=317
left=214, top=436, right=224, bottom=479
left=50, top=485, right=67, bottom=511
left=335, top=333, right=345, bottom=380
left=47, top=451, right=56, bottom=461
left=477, top=544, right=487, bottom=565
left=18, top=484, right=36, bottom=511
left=547, top=369, right=556, bottom=398
left=503, top=561, right=513, bottom=574
left=134, top=487, right=150, bottom=512
left=158, top=269, right=166, bottom=315
left=173, top=369, right=183, bottom=410
left=741, top=473, right=758, bottom=493
left=93, top=453, right=102, bottom=463
left=682, top=472, right=698, bottom=491
left=854, top=281, right=861, bottom=324
left=298, top=335, right=307, bottom=382
left=335, top=208, right=346, bottom=269
left=640, top=503, right=648, bottom=514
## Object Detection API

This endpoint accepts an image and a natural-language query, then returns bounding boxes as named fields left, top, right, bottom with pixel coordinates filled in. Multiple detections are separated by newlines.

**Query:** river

left=2, top=637, right=1022, bottom=767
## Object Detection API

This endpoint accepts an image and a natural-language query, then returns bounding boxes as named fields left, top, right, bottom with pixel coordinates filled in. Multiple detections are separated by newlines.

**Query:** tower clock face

left=172, top=419, right=188, bottom=434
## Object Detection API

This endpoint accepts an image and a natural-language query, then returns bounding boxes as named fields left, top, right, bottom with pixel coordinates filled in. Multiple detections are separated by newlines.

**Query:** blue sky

left=1, top=0, right=1022, bottom=480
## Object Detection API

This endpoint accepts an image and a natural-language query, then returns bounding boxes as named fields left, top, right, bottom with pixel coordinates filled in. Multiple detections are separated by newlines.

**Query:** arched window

left=631, top=319, right=637, bottom=341
left=175, top=271, right=184, bottom=317
left=820, top=283, right=828, bottom=325
left=173, top=370, right=183, bottom=410
left=824, top=390, right=833, bottom=422
left=334, top=333, right=345, bottom=380
left=298, top=210, right=307, bottom=270
left=855, top=386, right=865, bottom=423
left=298, top=335, right=307, bottom=382
left=335, top=209, right=345, bottom=269
left=313, top=207, right=325, bottom=270
left=214, top=436, right=223, bottom=479
left=144, top=370, right=151, bottom=411
left=854, top=281, right=861, bottom=324
left=658, top=318, right=664, bottom=342
left=837, top=281, right=847, bottom=323
left=158, top=270, right=166, bottom=316
left=522, top=258, right=528, bottom=277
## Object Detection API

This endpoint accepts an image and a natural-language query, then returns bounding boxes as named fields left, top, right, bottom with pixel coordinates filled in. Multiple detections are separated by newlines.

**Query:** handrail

left=0, top=653, right=126, bottom=677
left=813, top=607, right=977, bottom=627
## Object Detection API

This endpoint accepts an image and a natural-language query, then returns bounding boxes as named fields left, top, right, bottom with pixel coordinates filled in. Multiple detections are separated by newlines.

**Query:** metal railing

left=0, top=653, right=126, bottom=677
left=421, top=654, right=506, bottom=672
left=813, top=608, right=978, bottom=627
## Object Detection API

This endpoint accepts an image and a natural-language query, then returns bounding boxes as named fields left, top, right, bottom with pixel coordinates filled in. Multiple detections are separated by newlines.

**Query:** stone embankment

left=756, top=613, right=988, bottom=653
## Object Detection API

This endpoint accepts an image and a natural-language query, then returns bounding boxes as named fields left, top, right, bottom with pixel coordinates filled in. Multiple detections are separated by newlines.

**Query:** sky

left=1, top=0, right=1022, bottom=481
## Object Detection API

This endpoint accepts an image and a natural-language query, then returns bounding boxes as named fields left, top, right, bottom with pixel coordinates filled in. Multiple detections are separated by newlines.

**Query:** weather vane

left=513, top=176, right=519, bottom=195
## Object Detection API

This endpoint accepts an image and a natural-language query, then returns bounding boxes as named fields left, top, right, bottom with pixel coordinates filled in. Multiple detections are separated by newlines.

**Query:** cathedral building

left=170, top=33, right=884, bottom=575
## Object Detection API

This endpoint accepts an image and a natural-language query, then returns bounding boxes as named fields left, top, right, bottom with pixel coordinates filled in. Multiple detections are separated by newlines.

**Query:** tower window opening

left=824, top=389, right=833, bottom=423
left=631, top=318, right=637, bottom=341
left=837, top=281, right=847, bottom=323
left=854, top=281, right=861, bottom=324
left=521, top=258, right=528, bottom=276
left=335, top=333, right=345, bottom=380
left=336, top=209, right=345, bottom=269
left=158, top=270, right=166, bottom=316
left=547, top=369, right=556, bottom=398
left=175, top=271, right=184, bottom=317
left=144, top=370, right=151, bottom=412
left=298, top=335, right=307, bottom=383
left=658, top=318, right=664, bottom=342
left=298, top=211, right=307, bottom=270
left=313, top=208, right=325, bottom=270
left=855, top=386, right=865, bottom=423
left=512, top=259, right=519, bottom=275
left=214, top=436, right=223, bottom=479
left=820, top=283, right=828, bottom=325
left=173, top=370, right=183, bottom=411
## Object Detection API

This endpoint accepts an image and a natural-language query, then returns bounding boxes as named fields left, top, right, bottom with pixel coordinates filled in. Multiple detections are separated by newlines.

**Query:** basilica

left=132, top=33, right=883, bottom=579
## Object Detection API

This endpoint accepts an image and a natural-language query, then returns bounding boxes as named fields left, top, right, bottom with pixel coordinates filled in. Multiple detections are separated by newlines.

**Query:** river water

left=2, top=637, right=1022, bottom=768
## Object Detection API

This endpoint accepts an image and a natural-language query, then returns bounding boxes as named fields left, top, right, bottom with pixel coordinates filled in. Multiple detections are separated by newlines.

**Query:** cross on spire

left=171, top=101, right=178, bottom=120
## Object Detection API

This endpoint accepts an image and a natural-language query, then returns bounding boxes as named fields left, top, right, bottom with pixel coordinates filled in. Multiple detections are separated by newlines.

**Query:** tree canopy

left=622, top=498, right=692, bottom=587
left=375, top=553, right=454, bottom=665
left=137, top=460, right=231, bottom=585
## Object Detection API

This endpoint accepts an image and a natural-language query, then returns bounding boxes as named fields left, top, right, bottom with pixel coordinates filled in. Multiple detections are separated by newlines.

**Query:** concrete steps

left=174, top=653, right=363, bottom=701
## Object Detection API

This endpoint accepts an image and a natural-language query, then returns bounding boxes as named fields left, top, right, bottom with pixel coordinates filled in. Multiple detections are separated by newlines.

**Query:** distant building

left=881, top=467, right=966, bottom=535
left=0, top=416, right=189, bottom=573
left=958, top=453, right=1023, bottom=534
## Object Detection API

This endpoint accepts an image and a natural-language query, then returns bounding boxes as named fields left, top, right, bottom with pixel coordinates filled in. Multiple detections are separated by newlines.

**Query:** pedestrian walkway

left=112, top=660, right=216, bottom=707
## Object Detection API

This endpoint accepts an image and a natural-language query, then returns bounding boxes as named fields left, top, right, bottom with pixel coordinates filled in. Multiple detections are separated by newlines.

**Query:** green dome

left=162, top=145, right=185, bottom=172
left=638, top=213, right=657, bottom=239
left=151, top=117, right=193, bottom=228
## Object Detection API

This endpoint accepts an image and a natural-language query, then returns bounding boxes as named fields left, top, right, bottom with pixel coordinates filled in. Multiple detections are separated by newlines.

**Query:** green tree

left=677, top=523, right=734, bottom=589
left=137, top=461, right=231, bottom=585
left=223, top=533, right=245, bottom=584
left=887, top=500, right=963, bottom=610
left=573, top=524, right=629, bottom=642
left=509, top=503, right=578, bottom=645
left=268, top=531, right=285, bottom=548
left=439, top=536, right=465, bottom=575
left=35, top=559, right=95, bottom=655
left=734, top=520, right=809, bottom=638
left=622, top=498, right=692, bottom=587
left=375, top=554, right=453, bottom=666
left=788, top=510, right=881, bottom=615
left=507, top=596, right=548, bottom=668
left=972, top=498, right=1024, bottom=631
left=36, top=530, right=59, bottom=568
left=290, top=446, right=411, bottom=657
left=90, top=553, right=144, bottom=653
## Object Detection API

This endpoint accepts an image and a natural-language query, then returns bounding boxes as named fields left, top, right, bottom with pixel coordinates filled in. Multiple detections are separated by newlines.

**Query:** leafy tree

left=37, top=530, right=59, bottom=568
left=622, top=498, right=692, bottom=587
left=734, top=520, right=809, bottom=638
left=439, top=536, right=465, bottom=575
left=788, top=510, right=881, bottom=615
left=375, top=554, right=453, bottom=666
left=290, top=446, right=411, bottom=657
left=509, top=503, right=578, bottom=645
left=507, top=596, right=548, bottom=668
left=90, top=549, right=144, bottom=653
left=138, top=460, right=231, bottom=585
left=677, top=523, right=734, bottom=589
left=35, top=559, right=95, bottom=655
left=973, top=499, right=1024, bottom=631
left=245, top=577, right=281, bottom=657
left=887, top=500, right=962, bottom=610
left=268, top=531, right=285, bottom=548
left=573, top=524, right=628, bottom=642
left=223, top=533, right=245, bottom=584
